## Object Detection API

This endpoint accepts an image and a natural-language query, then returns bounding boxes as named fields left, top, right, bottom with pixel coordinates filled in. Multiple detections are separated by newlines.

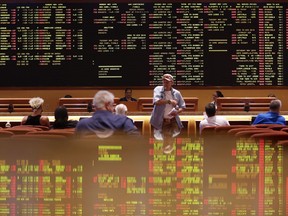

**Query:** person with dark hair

left=75, top=90, right=139, bottom=137
left=199, top=103, right=230, bottom=134
left=119, top=88, right=137, bottom=101
left=52, top=106, right=78, bottom=129
left=64, top=94, right=73, bottom=98
left=252, top=99, right=286, bottom=125
left=150, top=73, right=186, bottom=154
left=211, top=90, right=224, bottom=109
left=267, top=93, right=276, bottom=98
left=21, top=97, right=50, bottom=127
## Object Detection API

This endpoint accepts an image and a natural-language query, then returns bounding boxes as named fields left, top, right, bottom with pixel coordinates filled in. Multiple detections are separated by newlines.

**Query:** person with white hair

left=252, top=99, right=286, bottom=125
left=21, top=97, right=50, bottom=127
left=115, top=104, right=128, bottom=116
left=75, top=90, right=139, bottom=137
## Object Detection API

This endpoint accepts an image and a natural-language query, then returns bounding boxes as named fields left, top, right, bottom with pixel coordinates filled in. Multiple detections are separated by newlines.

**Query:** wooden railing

left=137, top=97, right=198, bottom=112
left=59, top=98, right=120, bottom=112
left=216, top=97, right=276, bottom=112
left=59, top=97, right=198, bottom=113
left=0, top=98, right=31, bottom=113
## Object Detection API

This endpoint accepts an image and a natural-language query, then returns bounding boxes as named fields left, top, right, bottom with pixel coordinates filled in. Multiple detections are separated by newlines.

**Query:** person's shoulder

left=119, top=97, right=126, bottom=101
left=256, top=112, right=266, bottom=117
left=154, top=86, right=162, bottom=90
left=40, top=115, right=49, bottom=120
left=67, top=120, right=78, bottom=128
left=76, top=117, right=91, bottom=125
left=40, top=115, right=50, bottom=127
left=199, top=119, right=208, bottom=124
left=216, top=115, right=227, bottom=120
left=131, top=98, right=137, bottom=101
left=172, top=88, right=182, bottom=94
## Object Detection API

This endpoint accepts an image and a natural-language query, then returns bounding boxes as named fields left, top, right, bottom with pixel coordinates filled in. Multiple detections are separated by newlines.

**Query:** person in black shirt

left=119, top=88, right=137, bottom=102
left=52, top=106, right=78, bottom=129
left=21, top=97, right=50, bottom=127
left=211, top=90, right=224, bottom=109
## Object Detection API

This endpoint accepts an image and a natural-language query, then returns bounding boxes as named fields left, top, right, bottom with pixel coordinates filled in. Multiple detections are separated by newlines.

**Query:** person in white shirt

left=199, top=103, right=230, bottom=134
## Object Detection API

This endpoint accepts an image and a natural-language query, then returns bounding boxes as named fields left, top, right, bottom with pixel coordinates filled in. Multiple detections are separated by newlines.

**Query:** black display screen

left=0, top=1, right=287, bottom=86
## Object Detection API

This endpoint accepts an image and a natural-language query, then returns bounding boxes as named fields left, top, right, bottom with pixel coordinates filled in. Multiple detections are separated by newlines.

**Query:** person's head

left=29, top=97, right=44, bottom=112
left=64, top=94, right=72, bottom=98
left=115, top=104, right=128, bottom=116
left=124, top=88, right=133, bottom=99
left=267, top=93, right=276, bottom=98
left=93, top=90, right=114, bottom=112
left=162, top=73, right=174, bottom=90
left=269, top=99, right=282, bottom=113
left=205, top=103, right=216, bottom=117
left=54, top=106, right=68, bottom=122
left=212, top=90, right=224, bottom=101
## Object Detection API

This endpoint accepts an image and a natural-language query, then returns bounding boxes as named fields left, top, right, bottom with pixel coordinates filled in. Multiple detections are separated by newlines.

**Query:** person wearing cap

left=150, top=74, right=186, bottom=154
left=21, top=97, right=50, bottom=127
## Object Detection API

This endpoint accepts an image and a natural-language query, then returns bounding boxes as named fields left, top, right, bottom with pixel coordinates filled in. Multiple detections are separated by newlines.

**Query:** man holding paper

left=150, top=74, right=186, bottom=154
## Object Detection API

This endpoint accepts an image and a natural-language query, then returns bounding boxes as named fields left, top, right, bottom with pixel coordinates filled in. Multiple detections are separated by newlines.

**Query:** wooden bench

left=138, top=97, right=198, bottom=112
left=59, top=98, right=120, bottom=113
left=216, top=97, right=276, bottom=112
left=0, top=98, right=31, bottom=113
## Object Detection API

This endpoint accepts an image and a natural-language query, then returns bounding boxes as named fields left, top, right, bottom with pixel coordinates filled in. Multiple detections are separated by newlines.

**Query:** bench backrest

left=216, top=97, right=276, bottom=112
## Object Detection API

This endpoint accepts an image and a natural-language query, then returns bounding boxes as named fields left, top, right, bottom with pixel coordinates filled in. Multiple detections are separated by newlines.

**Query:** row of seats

left=2, top=122, right=288, bottom=141
left=57, top=97, right=277, bottom=112
left=0, top=118, right=197, bottom=138
left=0, top=97, right=276, bottom=113
left=0, top=125, right=74, bottom=139
left=201, top=124, right=288, bottom=146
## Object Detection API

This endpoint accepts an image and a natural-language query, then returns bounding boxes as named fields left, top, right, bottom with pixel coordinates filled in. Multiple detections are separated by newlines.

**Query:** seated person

left=115, top=103, right=138, bottom=130
left=21, top=97, right=50, bottom=127
left=252, top=99, right=286, bottom=125
left=52, top=106, right=78, bottom=129
left=119, top=88, right=137, bottom=101
left=211, top=90, right=224, bottom=109
left=115, top=104, right=128, bottom=116
left=199, top=103, right=230, bottom=134
left=64, top=94, right=73, bottom=98
left=75, top=90, right=139, bottom=137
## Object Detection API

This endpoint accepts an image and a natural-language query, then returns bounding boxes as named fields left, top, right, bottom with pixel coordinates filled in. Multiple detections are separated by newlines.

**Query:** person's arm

left=172, top=92, right=186, bottom=115
left=21, top=116, right=27, bottom=125
left=251, top=114, right=262, bottom=125
left=40, top=116, right=50, bottom=127
left=153, top=87, right=166, bottom=106
left=155, top=98, right=173, bottom=106
left=123, top=118, right=140, bottom=135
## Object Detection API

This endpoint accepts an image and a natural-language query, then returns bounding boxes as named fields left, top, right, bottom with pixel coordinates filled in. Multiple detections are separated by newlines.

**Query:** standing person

left=252, top=99, right=286, bottom=125
left=75, top=90, right=139, bottom=137
left=21, top=97, right=50, bottom=127
left=150, top=74, right=186, bottom=154
left=199, top=103, right=230, bottom=134
left=119, top=88, right=137, bottom=101
left=211, top=90, right=224, bottom=109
